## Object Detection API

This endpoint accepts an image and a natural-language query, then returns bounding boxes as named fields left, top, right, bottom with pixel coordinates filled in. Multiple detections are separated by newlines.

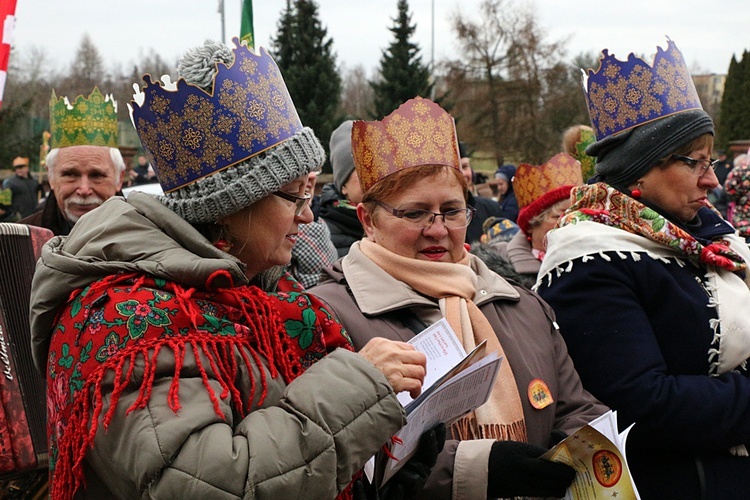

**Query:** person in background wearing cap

left=20, top=88, right=125, bottom=236
left=492, top=153, right=582, bottom=289
left=318, top=120, right=366, bottom=258
left=310, top=97, right=607, bottom=500
left=491, top=163, right=519, bottom=223
left=30, top=40, right=428, bottom=500
left=537, top=39, right=750, bottom=499
left=3, top=156, right=42, bottom=218
left=459, top=142, right=504, bottom=244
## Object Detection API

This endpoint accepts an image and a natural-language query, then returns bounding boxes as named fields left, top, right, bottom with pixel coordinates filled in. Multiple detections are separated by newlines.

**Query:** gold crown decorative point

left=352, top=97, right=460, bottom=193
left=514, top=153, right=583, bottom=209
left=583, top=38, right=702, bottom=140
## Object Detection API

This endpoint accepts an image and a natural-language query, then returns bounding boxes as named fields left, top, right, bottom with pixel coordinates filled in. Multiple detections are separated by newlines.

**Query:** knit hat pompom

left=177, top=40, right=233, bottom=91
left=155, top=40, right=325, bottom=224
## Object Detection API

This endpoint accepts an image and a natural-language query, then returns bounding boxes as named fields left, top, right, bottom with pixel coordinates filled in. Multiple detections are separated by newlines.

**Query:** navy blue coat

left=538, top=208, right=750, bottom=500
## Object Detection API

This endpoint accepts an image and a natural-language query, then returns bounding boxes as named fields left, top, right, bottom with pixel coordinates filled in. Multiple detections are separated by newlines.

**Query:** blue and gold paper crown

left=583, top=38, right=702, bottom=140
left=49, top=87, right=118, bottom=149
left=129, top=38, right=302, bottom=193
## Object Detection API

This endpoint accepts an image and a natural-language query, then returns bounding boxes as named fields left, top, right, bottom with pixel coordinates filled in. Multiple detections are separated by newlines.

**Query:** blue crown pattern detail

left=583, top=38, right=702, bottom=140
left=129, top=39, right=302, bottom=192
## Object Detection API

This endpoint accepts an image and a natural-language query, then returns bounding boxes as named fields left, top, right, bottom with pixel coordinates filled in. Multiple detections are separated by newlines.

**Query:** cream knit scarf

left=360, top=238, right=527, bottom=442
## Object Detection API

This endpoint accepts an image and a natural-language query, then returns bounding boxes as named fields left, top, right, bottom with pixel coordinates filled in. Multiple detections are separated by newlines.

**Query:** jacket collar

left=40, top=190, right=73, bottom=236
left=505, top=230, right=541, bottom=275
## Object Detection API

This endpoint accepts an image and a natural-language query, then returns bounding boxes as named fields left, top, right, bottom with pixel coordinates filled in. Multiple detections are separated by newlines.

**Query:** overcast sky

left=10, top=0, right=749, bottom=79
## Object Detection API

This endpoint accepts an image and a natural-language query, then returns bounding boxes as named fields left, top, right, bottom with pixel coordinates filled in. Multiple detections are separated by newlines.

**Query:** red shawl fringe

left=51, top=272, right=299, bottom=500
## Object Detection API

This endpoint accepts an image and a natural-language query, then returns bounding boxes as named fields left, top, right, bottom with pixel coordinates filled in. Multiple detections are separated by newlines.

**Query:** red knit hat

left=514, top=153, right=583, bottom=235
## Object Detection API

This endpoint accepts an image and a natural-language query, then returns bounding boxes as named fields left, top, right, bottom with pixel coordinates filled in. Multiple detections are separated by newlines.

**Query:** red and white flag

left=0, top=0, right=18, bottom=109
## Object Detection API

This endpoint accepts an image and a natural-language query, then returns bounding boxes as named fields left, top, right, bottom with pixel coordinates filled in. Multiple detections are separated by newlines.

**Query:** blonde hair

left=561, top=125, right=594, bottom=154
left=734, top=154, right=748, bottom=168
left=527, top=198, right=569, bottom=230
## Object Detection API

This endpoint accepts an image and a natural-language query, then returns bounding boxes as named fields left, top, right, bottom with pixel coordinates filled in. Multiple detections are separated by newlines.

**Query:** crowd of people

left=0, top=33, right=749, bottom=500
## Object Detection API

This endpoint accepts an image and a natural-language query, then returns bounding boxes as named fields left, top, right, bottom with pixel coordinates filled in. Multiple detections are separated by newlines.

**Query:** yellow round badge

left=527, top=378, right=554, bottom=409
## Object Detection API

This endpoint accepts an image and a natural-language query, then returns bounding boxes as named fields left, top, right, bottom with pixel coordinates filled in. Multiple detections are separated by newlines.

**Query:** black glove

left=352, top=477, right=377, bottom=500
left=487, top=440, right=576, bottom=499
left=379, top=423, right=446, bottom=500
left=548, top=429, right=568, bottom=448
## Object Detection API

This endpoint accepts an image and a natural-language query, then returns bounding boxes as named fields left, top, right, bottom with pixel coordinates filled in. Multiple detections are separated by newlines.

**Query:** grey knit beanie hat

left=329, top=120, right=356, bottom=191
left=589, top=109, right=714, bottom=189
left=151, top=40, right=325, bottom=224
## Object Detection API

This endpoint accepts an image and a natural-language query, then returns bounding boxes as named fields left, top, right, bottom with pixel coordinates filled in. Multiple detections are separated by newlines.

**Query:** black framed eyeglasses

left=671, top=154, right=719, bottom=176
left=273, top=191, right=312, bottom=216
left=375, top=201, right=475, bottom=229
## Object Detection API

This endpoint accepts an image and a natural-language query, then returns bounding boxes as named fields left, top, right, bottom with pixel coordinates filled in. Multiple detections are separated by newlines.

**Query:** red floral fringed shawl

left=46, top=272, right=353, bottom=500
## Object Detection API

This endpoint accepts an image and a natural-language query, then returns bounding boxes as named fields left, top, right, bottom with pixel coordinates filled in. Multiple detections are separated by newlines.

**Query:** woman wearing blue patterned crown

left=536, top=38, right=750, bottom=499
left=28, top=40, right=430, bottom=499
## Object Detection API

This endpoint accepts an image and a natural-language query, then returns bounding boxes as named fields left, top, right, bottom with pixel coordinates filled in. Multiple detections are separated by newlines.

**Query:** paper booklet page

left=543, top=410, right=640, bottom=500
left=396, top=318, right=467, bottom=408
left=376, top=318, right=503, bottom=485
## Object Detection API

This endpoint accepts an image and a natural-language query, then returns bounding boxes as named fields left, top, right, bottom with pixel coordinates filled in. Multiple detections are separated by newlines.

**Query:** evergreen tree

left=718, top=51, right=750, bottom=147
left=271, top=0, right=341, bottom=169
left=370, top=0, right=433, bottom=119
left=63, top=34, right=109, bottom=98
left=0, top=99, right=42, bottom=170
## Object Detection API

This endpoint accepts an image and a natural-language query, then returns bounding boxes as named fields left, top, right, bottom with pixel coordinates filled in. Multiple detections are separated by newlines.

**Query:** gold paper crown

left=352, top=97, right=460, bottom=193
left=514, top=153, right=583, bottom=209
left=49, top=87, right=118, bottom=149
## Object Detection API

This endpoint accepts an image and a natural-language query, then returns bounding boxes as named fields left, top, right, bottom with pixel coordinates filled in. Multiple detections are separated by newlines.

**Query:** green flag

left=240, top=0, right=254, bottom=49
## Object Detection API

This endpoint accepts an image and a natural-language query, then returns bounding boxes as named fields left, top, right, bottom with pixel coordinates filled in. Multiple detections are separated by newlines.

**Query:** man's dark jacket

left=20, top=190, right=123, bottom=236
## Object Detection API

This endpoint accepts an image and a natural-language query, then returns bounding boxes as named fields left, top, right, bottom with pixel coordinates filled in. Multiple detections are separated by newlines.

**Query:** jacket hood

left=30, top=192, right=247, bottom=374
left=319, top=182, right=346, bottom=206
left=318, top=183, right=364, bottom=239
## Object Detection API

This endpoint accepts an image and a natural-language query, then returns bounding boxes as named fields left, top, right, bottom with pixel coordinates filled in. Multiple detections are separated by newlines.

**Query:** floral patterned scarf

left=47, top=271, right=353, bottom=500
left=560, top=183, right=746, bottom=273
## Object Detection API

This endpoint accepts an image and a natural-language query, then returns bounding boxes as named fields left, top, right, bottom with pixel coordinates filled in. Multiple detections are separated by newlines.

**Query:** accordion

left=0, top=223, right=53, bottom=475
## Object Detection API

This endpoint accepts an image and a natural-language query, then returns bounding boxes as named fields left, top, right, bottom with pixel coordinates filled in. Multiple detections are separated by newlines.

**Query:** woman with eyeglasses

left=29, top=41, right=427, bottom=500
left=536, top=40, right=750, bottom=499
left=309, top=97, right=607, bottom=500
